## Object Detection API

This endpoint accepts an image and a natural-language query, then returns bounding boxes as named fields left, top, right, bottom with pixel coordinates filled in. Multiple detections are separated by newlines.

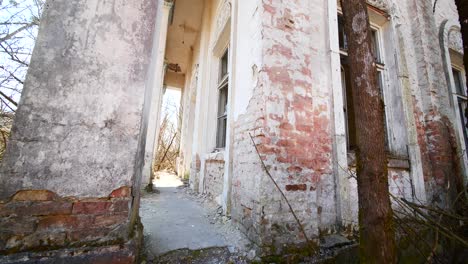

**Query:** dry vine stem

left=249, top=133, right=314, bottom=251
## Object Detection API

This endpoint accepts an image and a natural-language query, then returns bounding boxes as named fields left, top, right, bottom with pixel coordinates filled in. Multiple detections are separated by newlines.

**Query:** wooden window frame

left=451, top=66, right=468, bottom=151
left=215, top=49, right=229, bottom=149
left=337, top=13, right=388, bottom=150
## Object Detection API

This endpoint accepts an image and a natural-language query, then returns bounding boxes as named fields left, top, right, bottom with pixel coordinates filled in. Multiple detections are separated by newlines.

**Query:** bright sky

left=0, top=0, right=42, bottom=111
left=161, top=87, right=181, bottom=128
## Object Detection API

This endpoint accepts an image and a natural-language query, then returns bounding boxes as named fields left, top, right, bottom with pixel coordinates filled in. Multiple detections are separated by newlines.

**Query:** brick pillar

left=231, top=0, right=336, bottom=254
left=0, top=0, right=158, bottom=263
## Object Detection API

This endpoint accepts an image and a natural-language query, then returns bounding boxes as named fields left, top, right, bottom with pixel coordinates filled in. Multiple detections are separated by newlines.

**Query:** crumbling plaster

left=178, top=0, right=466, bottom=248
left=0, top=0, right=158, bottom=200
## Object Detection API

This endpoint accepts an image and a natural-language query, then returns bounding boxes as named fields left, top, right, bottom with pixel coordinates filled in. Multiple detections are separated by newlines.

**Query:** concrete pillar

left=0, top=0, right=158, bottom=262
left=190, top=2, right=212, bottom=191
left=141, top=1, right=173, bottom=187
left=222, top=0, right=238, bottom=215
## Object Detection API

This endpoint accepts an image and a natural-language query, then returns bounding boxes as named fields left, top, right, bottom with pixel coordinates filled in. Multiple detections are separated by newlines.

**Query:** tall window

left=452, top=68, right=468, bottom=151
left=216, top=49, right=229, bottom=148
left=338, top=15, right=387, bottom=150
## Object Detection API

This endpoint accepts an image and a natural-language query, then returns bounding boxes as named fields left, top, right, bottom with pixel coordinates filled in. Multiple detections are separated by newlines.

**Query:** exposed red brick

left=72, top=201, right=112, bottom=215
left=67, top=228, right=112, bottom=242
left=109, top=187, right=131, bottom=198
left=0, top=201, right=72, bottom=217
left=296, top=124, right=313, bottom=132
left=277, top=139, right=295, bottom=147
left=256, top=144, right=277, bottom=155
left=265, top=66, right=292, bottom=84
left=22, top=232, right=67, bottom=249
left=37, top=215, right=94, bottom=231
left=285, top=184, right=307, bottom=192
left=111, top=200, right=130, bottom=213
left=0, top=217, right=37, bottom=234
left=94, top=214, right=128, bottom=228
left=269, top=44, right=293, bottom=58
left=287, top=166, right=303, bottom=174
left=12, top=190, right=57, bottom=201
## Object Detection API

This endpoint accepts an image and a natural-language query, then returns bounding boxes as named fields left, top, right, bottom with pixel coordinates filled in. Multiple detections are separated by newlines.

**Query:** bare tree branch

left=0, top=22, right=35, bottom=44
left=0, top=90, right=17, bottom=107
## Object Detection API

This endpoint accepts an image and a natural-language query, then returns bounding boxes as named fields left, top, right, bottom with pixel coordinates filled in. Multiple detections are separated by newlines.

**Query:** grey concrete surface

left=140, top=172, right=230, bottom=257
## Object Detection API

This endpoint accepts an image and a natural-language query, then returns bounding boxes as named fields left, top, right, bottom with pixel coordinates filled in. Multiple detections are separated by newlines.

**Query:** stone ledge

left=204, top=151, right=225, bottom=162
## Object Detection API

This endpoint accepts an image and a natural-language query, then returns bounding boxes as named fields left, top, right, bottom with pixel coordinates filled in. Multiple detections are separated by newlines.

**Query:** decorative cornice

left=213, top=1, right=232, bottom=45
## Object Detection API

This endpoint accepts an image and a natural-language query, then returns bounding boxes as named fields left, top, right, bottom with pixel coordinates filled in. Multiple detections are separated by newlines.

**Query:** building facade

left=175, top=0, right=467, bottom=250
left=0, top=0, right=466, bottom=262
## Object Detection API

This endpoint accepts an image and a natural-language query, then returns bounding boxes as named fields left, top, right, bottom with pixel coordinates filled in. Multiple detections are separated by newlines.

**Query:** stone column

left=141, top=1, right=173, bottom=187
left=0, top=0, right=158, bottom=262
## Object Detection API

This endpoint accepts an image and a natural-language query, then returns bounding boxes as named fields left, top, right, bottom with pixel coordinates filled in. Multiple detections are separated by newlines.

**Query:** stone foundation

left=0, top=187, right=142, bottom=264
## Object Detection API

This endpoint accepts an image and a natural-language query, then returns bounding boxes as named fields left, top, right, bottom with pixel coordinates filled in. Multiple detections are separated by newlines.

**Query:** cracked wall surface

left=0, top=0, right=158, bottom=262
left=178, top=0, right=466, bottom=253
left=0, top=0, right=465, bottom=260
left=0, top=0, right=158, bottom=200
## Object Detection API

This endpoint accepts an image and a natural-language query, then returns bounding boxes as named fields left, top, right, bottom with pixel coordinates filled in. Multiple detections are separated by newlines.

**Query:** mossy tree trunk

left=454, top=0, right=468, bottom=129
left=340, top=0, right=396, bottom=262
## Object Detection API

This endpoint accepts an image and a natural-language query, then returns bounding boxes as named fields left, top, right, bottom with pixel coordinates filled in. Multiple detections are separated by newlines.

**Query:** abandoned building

left=0, top=0, right=466, bottom=262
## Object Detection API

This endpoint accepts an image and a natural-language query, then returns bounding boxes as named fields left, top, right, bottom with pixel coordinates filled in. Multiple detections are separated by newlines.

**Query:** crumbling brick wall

left=231, top=0, right=337, bottom=252
left=0, top=187, right=139, bottom=263
left=401, top=0, right=463, bottom=205
left=203, top=156, right=225, bottom=203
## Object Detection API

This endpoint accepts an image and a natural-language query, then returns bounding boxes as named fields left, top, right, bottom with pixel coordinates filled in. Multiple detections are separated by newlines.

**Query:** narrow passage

left=140, top=172, right=251, bottom=262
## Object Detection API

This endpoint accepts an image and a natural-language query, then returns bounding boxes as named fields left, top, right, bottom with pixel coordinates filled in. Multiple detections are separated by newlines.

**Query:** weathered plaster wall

left=189, top=0, right=215, bottom=192
left=229, top=0, right=338, bottom=251
left=434, top=0, right=459, bottom=30
left=203, top=155, right=225, bottom=204
left=396, top=0, right=462, bottom=205
left=142, top=1, right=172, bottom=188
left=0, top=0, right=158, bottom=261
left=179, top=63, right=199, bottom=179
left=0, top=0, right=157, bottom=199
left=178, top=0, right=465, bottom=253
left=260, top=0, right=336, bottom=245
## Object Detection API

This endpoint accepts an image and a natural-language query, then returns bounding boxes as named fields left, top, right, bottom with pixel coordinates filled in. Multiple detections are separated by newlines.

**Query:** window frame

left=337, top=13, right=388, bottom=151
left=451, top=65, right=468, bottom=152
left=215, top=48, right=229, bottom=149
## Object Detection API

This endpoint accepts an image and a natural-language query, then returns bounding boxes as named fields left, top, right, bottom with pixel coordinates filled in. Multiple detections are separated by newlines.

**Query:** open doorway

left=148, top=87, right=183, bottom=191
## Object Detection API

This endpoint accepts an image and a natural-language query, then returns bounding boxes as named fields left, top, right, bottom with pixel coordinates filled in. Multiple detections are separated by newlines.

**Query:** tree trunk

left=340, top=1, right=396, bottom=262
left=454, top=0, right=468, bottom=128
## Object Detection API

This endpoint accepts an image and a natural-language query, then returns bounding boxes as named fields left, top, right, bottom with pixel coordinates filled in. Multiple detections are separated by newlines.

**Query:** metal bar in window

left=376, top=62, right=385, bottom=69
left=339, top=50, right=348, bottom=56
left=218, top=76, right=228, bottom=89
